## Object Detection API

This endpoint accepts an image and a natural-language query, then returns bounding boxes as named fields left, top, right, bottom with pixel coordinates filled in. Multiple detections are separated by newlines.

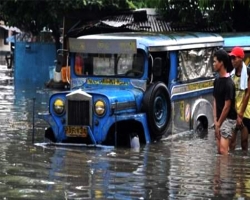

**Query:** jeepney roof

left=76, top=32, right=223, bottom=52
left=221, top=32, right=250, bottom=51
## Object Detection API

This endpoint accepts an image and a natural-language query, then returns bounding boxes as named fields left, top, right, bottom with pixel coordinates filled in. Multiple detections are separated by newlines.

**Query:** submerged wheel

left=142, top=82, right=172, bottom=139
left=195, top=118, right=208, bottom=138
left=195, top=120, right=204, bottom=133
left=45, top=127, right=56, bottom=143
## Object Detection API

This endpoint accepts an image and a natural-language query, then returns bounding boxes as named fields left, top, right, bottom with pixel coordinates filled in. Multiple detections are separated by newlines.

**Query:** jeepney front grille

left=67, top=100, right=90, bottom=125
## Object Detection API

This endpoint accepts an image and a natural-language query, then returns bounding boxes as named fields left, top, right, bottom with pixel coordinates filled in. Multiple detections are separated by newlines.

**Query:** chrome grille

left=67, top=100, right=90, bottom=126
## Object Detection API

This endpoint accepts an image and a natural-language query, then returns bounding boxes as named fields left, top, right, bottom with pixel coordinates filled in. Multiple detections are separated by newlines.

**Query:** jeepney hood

left=84, top=87, right=143, bottom=104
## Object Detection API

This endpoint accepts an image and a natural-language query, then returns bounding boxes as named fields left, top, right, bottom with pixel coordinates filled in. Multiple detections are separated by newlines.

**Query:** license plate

left=65, top=126, right=88, bottom=137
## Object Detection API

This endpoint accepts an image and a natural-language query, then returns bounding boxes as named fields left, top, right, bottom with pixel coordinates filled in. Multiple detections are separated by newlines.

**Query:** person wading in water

left=213, top=49, right=237, bottom=155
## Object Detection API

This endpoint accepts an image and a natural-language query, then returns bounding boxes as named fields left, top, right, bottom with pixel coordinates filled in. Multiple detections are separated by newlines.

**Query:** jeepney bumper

left=38, top=112, right=97, bottom=145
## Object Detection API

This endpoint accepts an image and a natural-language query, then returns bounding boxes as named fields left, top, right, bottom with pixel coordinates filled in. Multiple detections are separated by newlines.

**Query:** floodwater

left=0, top=65, right=250, bottom=200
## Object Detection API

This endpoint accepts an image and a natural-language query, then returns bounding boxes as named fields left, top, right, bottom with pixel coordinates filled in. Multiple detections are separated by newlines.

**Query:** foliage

left=156, top=0, right=204, bottom=29
left=156, top=0, right=250, bottom=32
left=0, top=0, right=85, bottom=35
left=2, top=0, right=250, bottom=45
left=0, top=0, right=149, bottom=42
left=197, top=0, right=250, bottom=31
left=0, top=0, right=134, bottom=49
left=130, top=0, right=161, bottom=9
left=0, top=0, right=85, bottom=50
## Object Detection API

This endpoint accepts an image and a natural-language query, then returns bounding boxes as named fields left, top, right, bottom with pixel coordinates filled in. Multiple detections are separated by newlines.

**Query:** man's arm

left=213, top=98, right=220, bottom=139
left=213, top=98, right=217, bottom=124
left=238, top=77, right=250, bottom=118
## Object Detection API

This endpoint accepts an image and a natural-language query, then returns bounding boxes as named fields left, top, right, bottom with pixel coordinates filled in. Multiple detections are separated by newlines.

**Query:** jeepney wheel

left=142, top=82, right=172, bottom=139
left=45, top=127, right=56, bottom=143
left=195, top=118, right=208, bottom=139
left=196, top=120, right=204, bottom=133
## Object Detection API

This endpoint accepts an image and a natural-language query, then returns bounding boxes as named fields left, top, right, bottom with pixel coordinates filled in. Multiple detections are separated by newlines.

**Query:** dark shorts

left=243, top=117, right=250, bottom=133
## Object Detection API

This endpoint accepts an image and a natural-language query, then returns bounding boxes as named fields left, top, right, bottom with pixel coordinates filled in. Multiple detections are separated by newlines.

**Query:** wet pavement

left=0, top=65, right=250, bottom=199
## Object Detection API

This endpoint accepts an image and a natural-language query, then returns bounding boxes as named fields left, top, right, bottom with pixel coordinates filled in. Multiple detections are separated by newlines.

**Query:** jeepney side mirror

left=55, top=54, right=63, bottom=73
left=153, top=57, right=162, bottom=77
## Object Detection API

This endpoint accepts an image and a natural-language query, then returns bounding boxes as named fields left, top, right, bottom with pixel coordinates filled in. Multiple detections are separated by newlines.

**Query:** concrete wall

left=14, top=42, right=56, bottom=87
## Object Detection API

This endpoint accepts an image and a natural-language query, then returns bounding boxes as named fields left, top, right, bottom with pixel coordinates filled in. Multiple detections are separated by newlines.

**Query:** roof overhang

left=0, top=25, right=21, bottom=32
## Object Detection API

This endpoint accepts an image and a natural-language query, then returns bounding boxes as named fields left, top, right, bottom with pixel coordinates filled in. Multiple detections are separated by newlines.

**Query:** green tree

left=156, top=0, right=250, bottom=32
left=128, top=0, right=160, bottom=9
left=0, top=0, right=86, bottom=49
left=156, top=0, right=204, bottom=30
left=198, top=0, right=250, bottom=31
left=0, top=0, right=137, bottom=49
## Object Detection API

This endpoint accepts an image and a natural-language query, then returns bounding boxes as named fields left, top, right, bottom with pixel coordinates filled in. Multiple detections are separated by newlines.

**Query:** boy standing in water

left=213, top=49, right=237, bottom=155
left=229, top=46, right=250, bottom=151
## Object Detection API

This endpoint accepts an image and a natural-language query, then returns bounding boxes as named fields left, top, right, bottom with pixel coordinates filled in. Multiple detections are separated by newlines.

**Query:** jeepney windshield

left=74, top=52, right=144, bottom=78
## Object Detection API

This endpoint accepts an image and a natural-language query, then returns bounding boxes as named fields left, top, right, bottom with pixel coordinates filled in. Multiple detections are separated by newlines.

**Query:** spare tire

left=142, top=82, right=172, bottom=139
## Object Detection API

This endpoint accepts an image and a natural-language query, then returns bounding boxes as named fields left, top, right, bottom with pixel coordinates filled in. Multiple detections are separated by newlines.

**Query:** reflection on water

left=0, top=65, right=250, bottom=199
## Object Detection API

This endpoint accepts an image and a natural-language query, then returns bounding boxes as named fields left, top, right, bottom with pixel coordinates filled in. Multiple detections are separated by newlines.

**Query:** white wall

left=0, top=28, right=11, bottom=52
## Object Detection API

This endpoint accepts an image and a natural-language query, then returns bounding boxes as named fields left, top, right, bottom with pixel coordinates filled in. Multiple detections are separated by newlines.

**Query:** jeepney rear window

left=74, top=52, right=144, bottom=77
left=178, top=48, right=215, bottom=81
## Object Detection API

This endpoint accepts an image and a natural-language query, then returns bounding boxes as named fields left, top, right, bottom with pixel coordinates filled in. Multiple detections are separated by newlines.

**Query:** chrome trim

left=53, top=98, right=65, bottom=116
left=111, top=101, right=136, bottom=111
left=66, top=89, right=92, bottom=126
left=149, top=42, right=224, bottom=52
left=191, top=98, right=213, bottom=129
left=94, top=99, right=106, bottom=117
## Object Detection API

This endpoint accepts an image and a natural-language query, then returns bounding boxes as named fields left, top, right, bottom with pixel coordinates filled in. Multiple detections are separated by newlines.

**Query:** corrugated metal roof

left=67, top=8, right=220, bottom=37
left=98, top=8, right=220, bottom=33
left=0, top=24, right=21, bottom=32
left=100, top=12, right=173, bottom=32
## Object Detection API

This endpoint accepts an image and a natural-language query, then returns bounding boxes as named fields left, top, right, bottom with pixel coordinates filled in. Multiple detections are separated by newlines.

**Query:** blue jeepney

left=39, top=32, right=223, bottom=147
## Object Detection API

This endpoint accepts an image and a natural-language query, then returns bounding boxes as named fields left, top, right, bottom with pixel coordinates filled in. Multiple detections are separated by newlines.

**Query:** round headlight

left=95, top=100, right=106, bottom=116
left=53, top=99, right=65, bottom=115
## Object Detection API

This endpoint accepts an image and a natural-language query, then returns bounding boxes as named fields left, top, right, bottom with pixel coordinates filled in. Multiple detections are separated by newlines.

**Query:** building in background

left=0, top=21, right=20, bottom=66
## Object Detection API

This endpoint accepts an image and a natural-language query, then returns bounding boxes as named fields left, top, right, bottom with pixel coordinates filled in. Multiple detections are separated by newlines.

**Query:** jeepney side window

left=150, top=51, right=170, bottom=85
left=178, top=48, right=215, bottom=81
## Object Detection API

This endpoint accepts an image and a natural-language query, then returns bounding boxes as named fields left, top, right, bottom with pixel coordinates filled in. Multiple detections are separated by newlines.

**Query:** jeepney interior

left=74, top=51, right=144, bottom=77
left=178, top=47, right=215, bottom=82
left=148, top=48, right=216, bottom=86
left=149, top=51, right=170, bottom=85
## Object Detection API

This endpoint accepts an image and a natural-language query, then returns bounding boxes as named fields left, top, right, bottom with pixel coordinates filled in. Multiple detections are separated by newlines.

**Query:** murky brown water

left=0, top=65, right=250, bottom=200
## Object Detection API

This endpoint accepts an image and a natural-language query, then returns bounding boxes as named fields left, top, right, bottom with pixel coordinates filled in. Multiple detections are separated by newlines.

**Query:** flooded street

left=0, top=65, right=250, bottom=200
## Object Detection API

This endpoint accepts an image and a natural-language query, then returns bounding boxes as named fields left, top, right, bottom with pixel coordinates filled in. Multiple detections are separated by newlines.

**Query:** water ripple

left=0, top=65, right=249, bottom=199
